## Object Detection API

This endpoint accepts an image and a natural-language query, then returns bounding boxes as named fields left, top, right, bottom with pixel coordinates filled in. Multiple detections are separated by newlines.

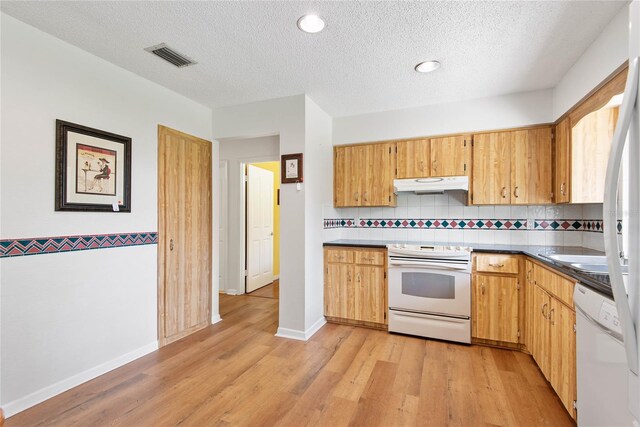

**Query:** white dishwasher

left=574, top=283, right=635, bottom=426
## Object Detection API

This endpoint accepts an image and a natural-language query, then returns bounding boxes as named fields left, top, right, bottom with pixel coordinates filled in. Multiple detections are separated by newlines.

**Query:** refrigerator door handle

left=604, top=55, right=639, bottom=375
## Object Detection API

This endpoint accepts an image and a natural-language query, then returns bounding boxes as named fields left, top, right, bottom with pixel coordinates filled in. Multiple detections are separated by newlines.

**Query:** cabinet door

left=325, top=262, right=354, bottom=319
left=396, top=139, right=430, bottom=179
left=471, top=132, right=511, bottom=205
left=511, top=128, right=553, bottom=204
left=571, top=106, right=619, bottom=203
left=549, top=298, right=577, bottom=420
left=531, top=284, right=551, bottom=379
left=430, top=135, right=470, bottom=177
left=363, top=143, right=393, bottom=206
left=334, top=146, right=357, bottom=207
left=472, top=274, right=519, bottom=343
left=524, top=260, right=535, bottom=351
left=555, top=118, right=571, bottom=203
left=354, top=265, right=386, bottom=324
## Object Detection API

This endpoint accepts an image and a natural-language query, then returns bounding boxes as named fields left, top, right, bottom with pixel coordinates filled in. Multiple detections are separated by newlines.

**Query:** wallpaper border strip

left=0, top=232, right=158, bottom=258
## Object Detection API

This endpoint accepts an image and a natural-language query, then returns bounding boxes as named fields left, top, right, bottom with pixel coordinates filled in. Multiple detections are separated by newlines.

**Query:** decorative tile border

left=323, top=219, right=356, bottom=229
left=357, top=218, right=528, bottom=230
left=324, top=218, right=619, bottom=233
left=0, top=232, right=158, bottom=258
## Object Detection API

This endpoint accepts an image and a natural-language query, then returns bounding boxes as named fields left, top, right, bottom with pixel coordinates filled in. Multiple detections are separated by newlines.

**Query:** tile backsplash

left=323, top=192, right=607, bottom=250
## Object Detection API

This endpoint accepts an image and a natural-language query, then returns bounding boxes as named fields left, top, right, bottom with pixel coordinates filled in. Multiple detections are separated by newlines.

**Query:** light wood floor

left=248, top=279, right=279, bottom=299
left=6, top=294, right=574, bottom=427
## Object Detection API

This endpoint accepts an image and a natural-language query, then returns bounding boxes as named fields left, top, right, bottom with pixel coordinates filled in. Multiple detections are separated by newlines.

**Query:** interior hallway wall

left=253, top=161, right=281, bottom=277
left=218, top=136, right=279, bottom=294
left=0, top=14, right=213, bottom=416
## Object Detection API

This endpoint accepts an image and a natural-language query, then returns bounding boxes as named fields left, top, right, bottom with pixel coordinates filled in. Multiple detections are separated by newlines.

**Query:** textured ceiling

left=0, top=1, right=628, bottom=117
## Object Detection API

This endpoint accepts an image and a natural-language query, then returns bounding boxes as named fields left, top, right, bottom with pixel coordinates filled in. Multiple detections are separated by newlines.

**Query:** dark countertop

left=323, top=239, right=612, bottom=297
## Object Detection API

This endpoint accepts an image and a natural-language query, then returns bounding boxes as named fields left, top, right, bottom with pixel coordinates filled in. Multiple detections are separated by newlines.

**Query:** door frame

left=237, top=156, right=278, bottom=294
left=219, top=160, right=228, bottom=293
left=157, top=125, right=213, bottom=347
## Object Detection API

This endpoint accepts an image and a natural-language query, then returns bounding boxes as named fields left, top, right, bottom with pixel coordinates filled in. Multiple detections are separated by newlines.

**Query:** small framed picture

left=281, top=153, right=303, bottom=184
left=55, top=119, right=132, bottom=212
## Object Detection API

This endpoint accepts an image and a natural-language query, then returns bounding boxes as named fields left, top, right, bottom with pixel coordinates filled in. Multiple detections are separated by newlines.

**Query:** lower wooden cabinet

left=324, top=246, right=387, bottom=328
left=528, top=264, right=577, bottom=420
left=472, top=274, right=519, bottom=343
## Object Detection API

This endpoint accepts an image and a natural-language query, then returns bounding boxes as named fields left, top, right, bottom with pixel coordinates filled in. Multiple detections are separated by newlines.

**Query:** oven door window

left=401, top=272, right=455, bottom=299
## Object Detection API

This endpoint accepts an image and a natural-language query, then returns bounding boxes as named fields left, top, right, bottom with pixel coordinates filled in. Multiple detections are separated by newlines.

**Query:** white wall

left=0, top=14, right=213, bottom=415
left=212, top=95, right=309, bottom=336
left=303, top=97, right=332, bottom=331
left=219, top=135, right=279, bottom=294
left=552, top=6, right=629, bottom=119
left=333, top=89, right=553, bottom=146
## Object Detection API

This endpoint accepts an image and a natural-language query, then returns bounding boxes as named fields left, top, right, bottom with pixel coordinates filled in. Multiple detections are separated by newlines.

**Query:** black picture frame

left=281, top=153, right=303, bottom=184
left=55, top=119, right=132, bottom=212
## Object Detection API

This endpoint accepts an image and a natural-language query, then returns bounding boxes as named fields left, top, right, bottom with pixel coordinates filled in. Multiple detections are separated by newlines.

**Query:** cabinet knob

left=560, top=182, right=566, bottom=196
left=363, top=192, right=368, bottom=202
left=489, top=263, right=505, bottom=268
left=419, top=160, right=424, bottom=171
left=432, top=160, right=438, bottom=170
left=541, top=302, right=549, bottom=319
left=354, top=192, right=359, bottom=202
left=514, top=186, right=520, bottom=198
left=501, top=187, right=507, bottom=198
left=170, top=239, right=174, bottom=251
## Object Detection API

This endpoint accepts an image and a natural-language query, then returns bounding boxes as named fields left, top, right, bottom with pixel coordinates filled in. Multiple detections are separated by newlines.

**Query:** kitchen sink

left=541, top=254, right=608, bottom=265
left=570, top=263, right=629, bottom=274
left=539, top=253, right=628, bottom=275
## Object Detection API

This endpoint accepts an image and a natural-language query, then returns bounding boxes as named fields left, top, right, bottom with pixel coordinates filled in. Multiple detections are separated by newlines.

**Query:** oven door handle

left=388, top=260, right=469, bottom=271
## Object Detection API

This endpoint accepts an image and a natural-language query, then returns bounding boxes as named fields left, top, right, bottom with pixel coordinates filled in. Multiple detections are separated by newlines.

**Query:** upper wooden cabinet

left=396, top=139, right=430, bottom=178
left=554, top=118, right=571, bottom=203
left=471, top=128, right=552, bottom=205
left=554, top=65, right=626, bottom=204
left=430, top=135, right=471, bottom=177
left=334, top=143, right=396, bottom=207
left=396, top=135, right=470, bottom=179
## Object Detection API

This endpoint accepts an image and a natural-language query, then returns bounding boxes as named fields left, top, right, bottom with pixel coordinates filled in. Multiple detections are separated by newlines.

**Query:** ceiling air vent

left=144, top=43, right=197, bottom=68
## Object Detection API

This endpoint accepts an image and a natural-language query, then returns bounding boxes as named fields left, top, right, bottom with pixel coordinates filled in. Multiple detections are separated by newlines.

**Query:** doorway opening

left=244, top=161, right=280, bottom=299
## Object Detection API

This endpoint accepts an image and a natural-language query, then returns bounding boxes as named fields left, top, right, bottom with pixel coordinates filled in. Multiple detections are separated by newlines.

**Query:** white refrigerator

left=604, top=0, right=640, bottom=425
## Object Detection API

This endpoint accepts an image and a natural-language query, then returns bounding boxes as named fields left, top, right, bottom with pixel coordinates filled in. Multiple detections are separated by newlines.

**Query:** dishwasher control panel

left=598, top=301, right=622, bottom=334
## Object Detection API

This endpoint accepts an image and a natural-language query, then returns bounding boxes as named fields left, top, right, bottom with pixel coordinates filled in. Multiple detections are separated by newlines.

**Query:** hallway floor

left=6, top=293, right=574, bottom=426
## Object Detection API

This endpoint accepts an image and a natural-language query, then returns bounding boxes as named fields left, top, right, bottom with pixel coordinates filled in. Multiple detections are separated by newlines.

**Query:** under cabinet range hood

left=393, top=176, right=469, bottom=194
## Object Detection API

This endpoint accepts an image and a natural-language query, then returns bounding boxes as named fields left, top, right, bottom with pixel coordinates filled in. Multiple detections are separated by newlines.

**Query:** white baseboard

left=225, top=289, right=240, bottom=295
left=211, top=313, right=222, bottom=324
left=272, top=275, right=279, bottom=281
left=275, top=317, right=326, bottom=341
left=2, top=341, right=158, bottom=418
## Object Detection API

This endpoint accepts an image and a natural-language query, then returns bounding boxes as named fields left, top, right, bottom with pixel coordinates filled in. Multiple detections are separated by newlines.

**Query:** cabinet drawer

left=475, top=254, right=519, bottom=274
left=355, top=250, right=385, bottom=266
left=326, top=248, right=354, bottom=264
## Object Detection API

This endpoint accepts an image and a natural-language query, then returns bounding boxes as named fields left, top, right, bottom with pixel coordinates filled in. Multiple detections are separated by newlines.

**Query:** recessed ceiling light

left=415, top=60, right=441, bottom=73
left=297, top=14, right=325, bottom=33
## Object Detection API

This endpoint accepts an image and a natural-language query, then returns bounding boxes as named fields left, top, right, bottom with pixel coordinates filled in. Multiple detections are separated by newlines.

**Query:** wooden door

left=396, top=139, right=430, bottom=178
left=549, top=298, right=577, bottom=419
left=472, top=274, right=519, bottom=343
left=158, top=125, right=212, bottom=347
left=354, top=265, right=386, bottom=324
left=430, top=135, right=470, bottom=176
left=325, top=262, right=353, bottom=319
left=554, top=118, right=571, bottom=203
left=531, top=284, right=551, bottom=379
left=246, top=165, right=274, bottom=292
left=511, top=128, right=553, bottom=204
left=472, top=132, right=512, bottom=204
left=363, top=143, right=393, bottom=206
